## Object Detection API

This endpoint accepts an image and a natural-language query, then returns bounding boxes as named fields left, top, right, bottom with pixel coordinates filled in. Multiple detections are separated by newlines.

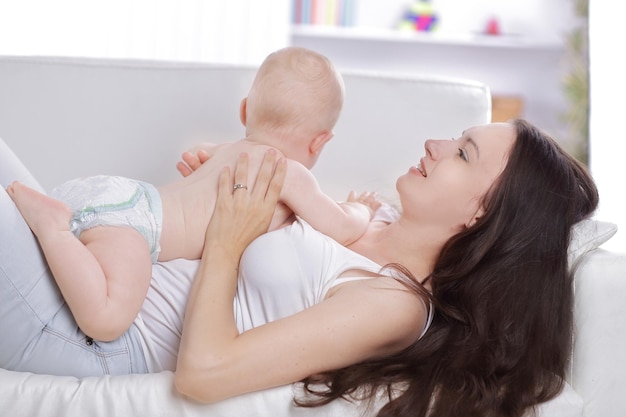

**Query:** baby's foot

left=6, top=181, right=72, bottom=236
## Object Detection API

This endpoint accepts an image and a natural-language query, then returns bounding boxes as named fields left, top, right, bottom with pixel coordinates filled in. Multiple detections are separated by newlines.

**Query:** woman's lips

left=415, top=158, right=427, bottom=177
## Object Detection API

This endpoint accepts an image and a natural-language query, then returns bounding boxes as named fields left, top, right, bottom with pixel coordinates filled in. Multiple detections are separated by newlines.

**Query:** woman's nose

left=424, top=139, right=443, bottom=159
left=425, top=139, right=454, bottom=160
left=424, top=139, right=435, bottom=158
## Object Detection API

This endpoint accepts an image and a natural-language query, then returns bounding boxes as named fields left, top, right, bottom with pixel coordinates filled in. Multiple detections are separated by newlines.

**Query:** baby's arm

left=175, top=150, right=378, bottom=244
left=343, top=189, right=382, bottom=221
left=280, top=161, right=379, bottom=245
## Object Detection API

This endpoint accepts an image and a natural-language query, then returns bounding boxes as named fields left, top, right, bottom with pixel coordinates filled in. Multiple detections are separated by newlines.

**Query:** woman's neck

left=347, top=218, right=445, bottom=281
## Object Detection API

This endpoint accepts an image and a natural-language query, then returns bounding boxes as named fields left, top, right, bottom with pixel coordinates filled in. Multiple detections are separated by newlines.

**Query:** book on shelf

left=292, top=0, right=356, bottom=27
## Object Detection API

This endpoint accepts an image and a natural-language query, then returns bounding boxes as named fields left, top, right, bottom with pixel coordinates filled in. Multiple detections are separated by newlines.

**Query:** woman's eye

left=458, top=148, right=469, bottom=161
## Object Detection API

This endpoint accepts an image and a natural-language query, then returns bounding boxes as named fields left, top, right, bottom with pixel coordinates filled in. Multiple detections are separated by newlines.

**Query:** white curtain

left=589, top=1, right=626, bottom=251
left=0, top=0, right=291, bottom=65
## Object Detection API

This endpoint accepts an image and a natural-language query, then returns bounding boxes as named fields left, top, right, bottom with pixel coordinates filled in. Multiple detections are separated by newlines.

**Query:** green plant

left=562, top=0, right=589, bottom=163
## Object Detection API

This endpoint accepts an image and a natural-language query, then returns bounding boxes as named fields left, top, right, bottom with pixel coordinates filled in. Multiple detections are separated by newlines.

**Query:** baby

left=7, top=47, right=379, bottom=342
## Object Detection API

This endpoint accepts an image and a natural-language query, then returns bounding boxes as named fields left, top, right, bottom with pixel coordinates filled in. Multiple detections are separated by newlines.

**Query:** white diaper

left=51, top=175, right=162, bottom=263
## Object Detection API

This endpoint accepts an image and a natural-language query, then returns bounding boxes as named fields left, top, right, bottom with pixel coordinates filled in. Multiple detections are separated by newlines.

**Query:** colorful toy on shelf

left=397, top=0, right=438, bottom=32
left=484, top=16, right=501, bottom=35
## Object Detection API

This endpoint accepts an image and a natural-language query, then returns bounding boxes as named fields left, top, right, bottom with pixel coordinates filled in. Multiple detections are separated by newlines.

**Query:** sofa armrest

left=571, top=248, right=626, bottom=417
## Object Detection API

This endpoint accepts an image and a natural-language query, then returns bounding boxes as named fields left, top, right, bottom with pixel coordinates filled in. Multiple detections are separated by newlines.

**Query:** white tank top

left=234, top=219, right=384, bottom=331
left=135, top=218, right=433, bottom=371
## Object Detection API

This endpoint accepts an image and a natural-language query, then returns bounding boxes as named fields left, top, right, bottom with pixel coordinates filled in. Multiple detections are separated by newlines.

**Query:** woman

left=1, top=118, right=597, bottom=416
left=174, top=119, right=598, bottom=417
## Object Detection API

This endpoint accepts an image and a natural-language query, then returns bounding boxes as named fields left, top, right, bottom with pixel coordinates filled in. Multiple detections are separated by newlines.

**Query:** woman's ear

left=239, top=98, right=248, bottom=127
left=466, top=206, right=485, bottom=228
left=309, top=130, right=333, bottom=155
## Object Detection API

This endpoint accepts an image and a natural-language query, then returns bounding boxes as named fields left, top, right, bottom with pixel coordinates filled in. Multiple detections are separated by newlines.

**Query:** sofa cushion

left=0, top=367, right=583, bottom=417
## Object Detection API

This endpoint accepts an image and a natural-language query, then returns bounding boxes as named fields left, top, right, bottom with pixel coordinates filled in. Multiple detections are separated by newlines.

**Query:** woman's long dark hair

left=296, top=119, right=599, bottom=417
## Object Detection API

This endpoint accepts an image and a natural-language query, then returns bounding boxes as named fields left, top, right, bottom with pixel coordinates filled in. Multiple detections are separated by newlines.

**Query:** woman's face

left=396, top=122, right=516, bottom=232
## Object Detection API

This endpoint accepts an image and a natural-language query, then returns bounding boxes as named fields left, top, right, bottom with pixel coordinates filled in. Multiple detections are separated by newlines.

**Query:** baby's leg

left=6, top=181, right=72, bottom=234
left=68, top=226, right=153, bottom=342
left=7, top=182, right=153, bottom=342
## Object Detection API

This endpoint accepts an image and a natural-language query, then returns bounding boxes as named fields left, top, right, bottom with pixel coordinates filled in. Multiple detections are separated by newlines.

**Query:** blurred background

left=0, top=0, right=623, bottom=251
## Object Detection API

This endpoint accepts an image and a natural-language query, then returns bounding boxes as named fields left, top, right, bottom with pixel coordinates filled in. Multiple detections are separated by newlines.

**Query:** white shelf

left=291, top=25, right=563, bottom=51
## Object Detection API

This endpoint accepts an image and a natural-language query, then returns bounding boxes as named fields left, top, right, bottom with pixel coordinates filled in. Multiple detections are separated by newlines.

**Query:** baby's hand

left=346, top=191, right=382, bottom=219
left=176, top=149, right=212, bottom=177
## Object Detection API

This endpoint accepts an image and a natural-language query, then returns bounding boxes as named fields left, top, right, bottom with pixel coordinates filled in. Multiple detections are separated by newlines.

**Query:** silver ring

left=232, top=183, right=248, bottom=191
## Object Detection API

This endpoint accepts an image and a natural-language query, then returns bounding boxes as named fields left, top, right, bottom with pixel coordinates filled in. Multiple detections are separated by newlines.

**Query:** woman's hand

left=204, top=149, right=287, bottom=259
left=176, top=149, right=211, bottom=177
left=176, top=141, right=219, bottom=177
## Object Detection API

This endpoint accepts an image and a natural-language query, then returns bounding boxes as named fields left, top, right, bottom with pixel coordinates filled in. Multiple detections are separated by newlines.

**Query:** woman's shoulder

left=328, top=276, right=430, bottom=352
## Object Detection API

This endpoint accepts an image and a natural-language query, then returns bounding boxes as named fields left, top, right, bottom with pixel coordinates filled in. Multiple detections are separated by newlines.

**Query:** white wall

left=589, top=1, right=626, bottom=252
left=357, top=0, right=574, bottom=41
left=0, top=0, right=291, bottom=65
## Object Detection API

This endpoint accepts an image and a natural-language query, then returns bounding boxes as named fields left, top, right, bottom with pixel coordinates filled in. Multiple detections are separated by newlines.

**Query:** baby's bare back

left=156, top=140, right=291, bottom=261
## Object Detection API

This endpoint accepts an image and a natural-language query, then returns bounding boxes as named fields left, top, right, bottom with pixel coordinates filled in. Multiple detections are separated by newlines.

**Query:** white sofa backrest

left=0, top=56, right=491, bottom=201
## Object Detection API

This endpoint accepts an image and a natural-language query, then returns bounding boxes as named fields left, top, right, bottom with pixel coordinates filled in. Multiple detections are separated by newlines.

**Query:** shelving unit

left=292, top=25, right=563, bottom=51
left=291, top=24, right=568, bottom=139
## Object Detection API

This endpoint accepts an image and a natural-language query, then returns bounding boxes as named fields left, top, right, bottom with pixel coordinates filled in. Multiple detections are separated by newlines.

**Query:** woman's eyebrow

left=466, top=137, right=480, bottom=159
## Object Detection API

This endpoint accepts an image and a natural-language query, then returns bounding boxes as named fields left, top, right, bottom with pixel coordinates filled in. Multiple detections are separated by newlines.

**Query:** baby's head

left=244, top=47, right=345, bottom=168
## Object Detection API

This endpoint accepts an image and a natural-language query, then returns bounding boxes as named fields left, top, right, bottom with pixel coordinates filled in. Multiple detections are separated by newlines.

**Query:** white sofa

left=0, top=56, right=624, bottom=417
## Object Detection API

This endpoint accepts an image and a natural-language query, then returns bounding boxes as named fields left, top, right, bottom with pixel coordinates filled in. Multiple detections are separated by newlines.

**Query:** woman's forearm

left=175, top=247, right=240, bottom=399
left=182, top=246, right=240, bottom=347
left=174, top=151, right=286, bottom=402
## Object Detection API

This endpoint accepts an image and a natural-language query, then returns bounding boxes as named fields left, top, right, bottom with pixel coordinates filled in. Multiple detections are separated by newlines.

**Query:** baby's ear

left=309, top=130, right=333, bottom=155
left=239, top=98, right=248, bottom=126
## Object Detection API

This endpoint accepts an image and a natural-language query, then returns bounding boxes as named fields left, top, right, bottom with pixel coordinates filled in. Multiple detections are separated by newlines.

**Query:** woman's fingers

left=232, top=152, right=250, bottom=198
left=204, top=150, right=286, bottom=256
left=216, top=166, right=232, bottom=203
left=264, top=154, right=286, bottom=207
left=177, top=150, right=213, bottom=177
left=177, top=152, right=202, bottom=177
left=176, top=161, right=193, bottom=177
left=183, top=151, right=202, bottom=170
left=197, top=149, right=211, bottom=164
left=247, top=150, right=286, bottom=210
left=250, top=149, right=277, bottom=199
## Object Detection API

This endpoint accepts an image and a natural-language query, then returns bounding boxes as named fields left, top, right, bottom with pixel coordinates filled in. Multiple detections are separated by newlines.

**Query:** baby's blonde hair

left=245, top=47, right=345, bottom=142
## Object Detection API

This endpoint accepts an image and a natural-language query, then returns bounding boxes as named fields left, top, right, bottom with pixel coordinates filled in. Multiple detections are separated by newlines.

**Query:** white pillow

left=568, top=219, right=618, bottom=268
left=536, top=382, right=584, bottom=417
left=373, top=204, right=618, bottom=269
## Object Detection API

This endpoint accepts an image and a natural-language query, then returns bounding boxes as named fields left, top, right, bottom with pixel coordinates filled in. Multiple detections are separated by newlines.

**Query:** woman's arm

left=175, top=149, right=286, bottom=398
left=174, top=151, right=425, bottom=402
left=176, top=272, right=425, bottom=403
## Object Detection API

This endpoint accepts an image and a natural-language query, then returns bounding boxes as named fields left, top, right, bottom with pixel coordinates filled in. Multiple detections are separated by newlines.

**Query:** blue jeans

left=0, top=137, right=148, bottom=376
